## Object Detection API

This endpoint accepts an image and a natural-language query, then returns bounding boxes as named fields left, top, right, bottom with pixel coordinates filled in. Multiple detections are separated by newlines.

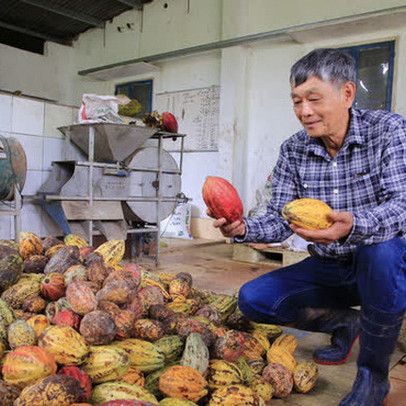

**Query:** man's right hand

left=207, top=210, right=246, bottom=238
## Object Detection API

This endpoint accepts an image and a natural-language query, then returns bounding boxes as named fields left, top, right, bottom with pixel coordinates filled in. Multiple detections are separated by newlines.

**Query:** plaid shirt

left=239, top=108, right=406, bottom=261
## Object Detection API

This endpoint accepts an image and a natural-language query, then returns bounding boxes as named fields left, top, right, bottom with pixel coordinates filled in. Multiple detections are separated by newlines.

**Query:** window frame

left=115, top=79, right=153, bottom=117
left=339, top=40, right=395, bottom=111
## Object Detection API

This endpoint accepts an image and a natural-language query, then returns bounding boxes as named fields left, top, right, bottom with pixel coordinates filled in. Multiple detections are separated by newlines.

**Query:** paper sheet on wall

left=155, top=86, right=220, bottom=152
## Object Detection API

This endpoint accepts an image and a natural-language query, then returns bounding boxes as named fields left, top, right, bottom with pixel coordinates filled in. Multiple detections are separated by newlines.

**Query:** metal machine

left=38, top=123, right=184, bottom=255
left=0, top=135, right=26, bottom=239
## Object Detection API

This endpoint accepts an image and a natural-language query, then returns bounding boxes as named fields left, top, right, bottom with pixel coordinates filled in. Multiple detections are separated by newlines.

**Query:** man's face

left=291, top=76, right=354, bottom=138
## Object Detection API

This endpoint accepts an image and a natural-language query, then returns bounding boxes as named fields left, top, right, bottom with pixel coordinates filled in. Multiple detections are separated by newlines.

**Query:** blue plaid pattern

left=240, top=108, right=406, bottom=261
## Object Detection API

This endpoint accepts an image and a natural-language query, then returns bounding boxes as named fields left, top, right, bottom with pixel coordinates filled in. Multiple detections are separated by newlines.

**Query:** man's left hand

left=290, top=210, right=353, bottom=246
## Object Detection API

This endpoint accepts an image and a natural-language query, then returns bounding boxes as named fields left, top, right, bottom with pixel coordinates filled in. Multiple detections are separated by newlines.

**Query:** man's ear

left=342, top=81, right=356, bottom=107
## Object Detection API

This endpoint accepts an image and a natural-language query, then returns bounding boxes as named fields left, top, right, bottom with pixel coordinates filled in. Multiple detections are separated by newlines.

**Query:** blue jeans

left=238, top=238, right=406, bottom=324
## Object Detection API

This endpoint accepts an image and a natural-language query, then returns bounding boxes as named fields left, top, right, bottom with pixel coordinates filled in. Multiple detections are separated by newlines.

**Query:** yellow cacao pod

left=63, top=234, right=88, bottom=248
left=159, top=365, right=208, bottom=403
left=266, top=346, right=297, bottom=373
left=209, top=384, right=265, bottom=405
left=249, top=375, right=274, bottom=402
left=293, top=361, right=319, bottom=393
left=95, top=239, right=125, bottom=267
left=271, top=333, right=298, bottom=354
left=282, top=198, right=333, bottom=230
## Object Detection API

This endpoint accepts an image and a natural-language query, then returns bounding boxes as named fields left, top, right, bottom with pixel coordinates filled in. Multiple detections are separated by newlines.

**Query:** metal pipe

left=43, top=196, right=179, bottom=202
left=88, top=126, right=95, bottom=245
left=78, top=5, right=406, bottom=76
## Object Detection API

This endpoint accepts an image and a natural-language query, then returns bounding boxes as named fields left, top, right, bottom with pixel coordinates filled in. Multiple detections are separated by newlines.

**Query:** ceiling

left=0, top=0, right=153, bottom=54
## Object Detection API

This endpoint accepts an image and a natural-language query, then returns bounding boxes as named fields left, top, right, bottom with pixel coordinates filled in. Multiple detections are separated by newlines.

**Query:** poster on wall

left=155, top=86, right=220, bottom=152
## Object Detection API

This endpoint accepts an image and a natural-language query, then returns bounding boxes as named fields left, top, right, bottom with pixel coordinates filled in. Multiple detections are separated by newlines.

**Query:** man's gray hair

left=290, top=48, right=356, bottom=88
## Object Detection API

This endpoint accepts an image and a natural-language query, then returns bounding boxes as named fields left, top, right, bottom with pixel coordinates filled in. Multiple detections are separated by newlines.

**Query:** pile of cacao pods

left=0, top=231, right=319, bottom=405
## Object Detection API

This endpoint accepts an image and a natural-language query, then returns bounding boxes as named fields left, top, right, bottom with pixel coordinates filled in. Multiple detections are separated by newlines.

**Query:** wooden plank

left=232, top=243, right=309, bottom=267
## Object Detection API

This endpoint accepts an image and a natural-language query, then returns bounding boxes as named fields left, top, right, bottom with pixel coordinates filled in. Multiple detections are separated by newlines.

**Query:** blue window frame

left=115, top=79, right=153, bottom=118
left=340, top=41, right=395, bottom=111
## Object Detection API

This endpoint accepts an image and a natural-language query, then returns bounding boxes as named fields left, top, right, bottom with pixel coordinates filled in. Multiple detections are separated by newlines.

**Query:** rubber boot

left=339, top=306, right=405, bottom=406
left=293, top=307, right=361, bottom=365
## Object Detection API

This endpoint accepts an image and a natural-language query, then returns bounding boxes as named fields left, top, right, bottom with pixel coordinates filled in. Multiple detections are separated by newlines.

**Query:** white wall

left=2, top=0, right=406, bottom=239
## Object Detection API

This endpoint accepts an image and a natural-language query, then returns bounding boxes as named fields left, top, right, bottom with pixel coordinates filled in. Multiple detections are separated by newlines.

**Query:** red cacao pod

left=41, top=272, right=66, bottom=301
left=202, top=176, right=243, bottom=224
left=162, top=112, right=178, bottom=133
left=58, top=366, right=92, bottom=402
left=52, top=309, right=81, bottom=330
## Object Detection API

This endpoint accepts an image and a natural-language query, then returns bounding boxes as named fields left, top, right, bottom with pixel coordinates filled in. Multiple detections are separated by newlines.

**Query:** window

left=340, top=41, right=395, bottom=111
left=115, top=79, right=153, bottom=118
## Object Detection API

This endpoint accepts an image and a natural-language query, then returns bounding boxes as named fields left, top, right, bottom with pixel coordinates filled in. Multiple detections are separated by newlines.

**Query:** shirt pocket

left=347, top=172, right=380, bottom=207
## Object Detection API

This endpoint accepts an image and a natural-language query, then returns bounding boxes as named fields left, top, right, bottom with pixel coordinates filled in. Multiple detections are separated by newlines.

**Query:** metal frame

left=46, top=125, right=185, bottom=265
left=0, top=185, right=22, bottom=242
left=340, top=40, right=395, bottom=111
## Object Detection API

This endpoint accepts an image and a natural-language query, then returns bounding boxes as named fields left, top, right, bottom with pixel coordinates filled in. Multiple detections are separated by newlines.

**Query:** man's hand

left=290, top=210, right=353, bottom=246
left=207, top=209, right=246, bottom=238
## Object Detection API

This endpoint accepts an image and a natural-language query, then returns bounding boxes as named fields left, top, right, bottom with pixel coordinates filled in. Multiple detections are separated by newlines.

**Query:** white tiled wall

left=0, top=93, right=77, bottom=239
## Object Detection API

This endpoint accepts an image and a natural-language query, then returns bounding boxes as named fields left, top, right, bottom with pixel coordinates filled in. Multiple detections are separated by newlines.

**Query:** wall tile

left=0, top=94, right=12, bottom=133
left=44, top=104, right=73, bottom=139
left=12, top=97, right=44, bottom=136
left=20, top=201, right=43, bottom=236
left=43, top=137, right=64, bottom=170
left=13, top=134, right=43, bottom=170
left=0, top=215, right=12, bottom=240
left=21, top=170, right=43, bottom=197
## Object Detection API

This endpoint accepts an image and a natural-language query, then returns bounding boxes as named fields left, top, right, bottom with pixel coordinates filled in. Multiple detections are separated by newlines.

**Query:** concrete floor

left=149, top=238, right=406, bottom=406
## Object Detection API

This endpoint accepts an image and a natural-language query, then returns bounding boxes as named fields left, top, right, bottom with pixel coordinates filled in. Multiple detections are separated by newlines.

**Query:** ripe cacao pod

left=13, top=374, right=82, bottom=406
left=23, top=255, right=48, bottom=274
left=206, top=359, right=244, bottom=390
left=209, top=384, right=264, bottom=405
left=159, top=365, right=208, bottom=402
left=18, top=232, right=43, bottom=260
left=2, top=346, right=57, bottom=388
left=262, top=362, right=293, bottom=398
left=119, top=366, right=145, bottom=387
left=162, top=112, right=178, bottom=133
left=41, top=272, right=66, bottom=301
left=202, top=176, right=243, bottom=224
left=8, top=320, right=36, bottom=349
left=271, top=333, right=298, bottom=354
left=94, top=239, right=125, bottom=267
left=113, top=338, right=165, bottom=372
left=52, top=309, right=81, bottom=330
left=79, top=310, right=117, bottom=345
left=91, top=382, right=158, bottom=405
left=266, top=346, right=297, bottom=373
left=44, top=246, right=80, bottom=274
left=58, top=366, right=92, bottom=401
left=82, top=345, right=130, bottom=383
left=38, top=325, right=89, bottom=365
left=282, top=198, right=333, bottom=230
left=66, top=282, right=98, bottom=316
left=27, top=315, right=50, bottom=338
left=0, top=379, right=21, bottom=405
left=133, top=319, right=165, bottom=342
left=292, top=361, right=318, bottom=393
left=0, top=254, right=24, bottom=293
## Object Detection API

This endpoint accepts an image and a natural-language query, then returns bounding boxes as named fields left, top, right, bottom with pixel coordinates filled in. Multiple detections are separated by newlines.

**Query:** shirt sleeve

left=345, top=120, right=406, bottom=245
left=234, top=141, right=296, bottom=243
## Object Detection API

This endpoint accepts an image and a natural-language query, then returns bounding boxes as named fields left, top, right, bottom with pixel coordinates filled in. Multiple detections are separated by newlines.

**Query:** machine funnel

left=59, top=123, right=158, bottom=163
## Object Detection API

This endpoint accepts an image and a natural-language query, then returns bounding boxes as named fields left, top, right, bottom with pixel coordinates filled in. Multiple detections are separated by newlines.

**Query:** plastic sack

left=161, top=199, right=192, bottom=239
left=78, top=94, right=128, bottom=124
left=281, top=234, right=309, bottom=252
